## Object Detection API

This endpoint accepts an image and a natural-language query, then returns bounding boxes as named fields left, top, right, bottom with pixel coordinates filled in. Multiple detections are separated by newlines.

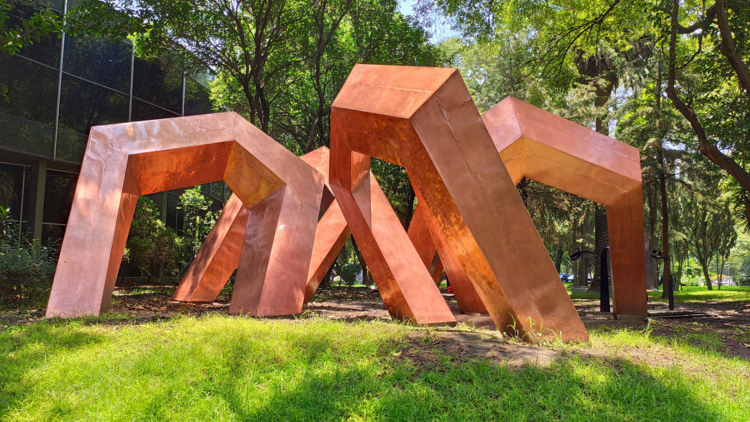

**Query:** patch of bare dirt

left=9, top=286, right=750, bottom=364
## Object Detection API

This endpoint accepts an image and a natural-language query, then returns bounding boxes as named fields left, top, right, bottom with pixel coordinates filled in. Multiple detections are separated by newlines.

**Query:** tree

left=682, top=189, right=735, bottom=290
left=0, top=0, right=61, bottom=57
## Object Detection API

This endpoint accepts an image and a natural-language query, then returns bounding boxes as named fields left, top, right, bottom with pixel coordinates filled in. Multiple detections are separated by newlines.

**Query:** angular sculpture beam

left=46, top=113, right=324, bottom=317
left=172, top=147, right=352, bottom=307
left=485, top=98, right=647, bottom=319
left=409, top=97, right=648, bottom=320
left=330, top=65, right=586, bottom=339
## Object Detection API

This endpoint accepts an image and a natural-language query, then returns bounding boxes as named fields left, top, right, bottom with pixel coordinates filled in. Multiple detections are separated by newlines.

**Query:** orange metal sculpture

left=330, top=64, right=587, bottom=340
left=171, top=147, right=351, bottom=306
left=408, top=97, right=648, bottom=320
left=45, top=65, right=647, bottom=342
left=46, top=113, right=325, bottom=317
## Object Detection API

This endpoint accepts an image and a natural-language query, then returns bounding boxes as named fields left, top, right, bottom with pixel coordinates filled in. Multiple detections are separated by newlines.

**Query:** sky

left=397, top=0, right=459, bottom=43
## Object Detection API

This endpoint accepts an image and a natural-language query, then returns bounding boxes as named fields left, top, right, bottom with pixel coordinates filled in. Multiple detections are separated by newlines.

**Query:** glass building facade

left=0, top=1, right=217, bottom=246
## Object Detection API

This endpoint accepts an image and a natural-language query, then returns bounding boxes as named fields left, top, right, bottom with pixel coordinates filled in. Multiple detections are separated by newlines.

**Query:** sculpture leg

left=409, top=199, right=487, bottom=314
left=303, top=200, right=351, bottom=304
left=229, top=185, right=320, bottom=316
left=172, top=194, right=249, bottom=302
left=331, top=160, right=456, bottom=325
left=407, top=201, right=441, bottom=286
left=46, top=154, right=138, bottom=317
left=607, top=188, right=648, bottom=319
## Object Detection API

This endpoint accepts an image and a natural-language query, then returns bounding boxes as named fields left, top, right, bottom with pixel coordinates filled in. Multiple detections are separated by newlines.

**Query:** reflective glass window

left=131, top=99, right=180, bottom=122
left=58, top=74, right=129, bottom=135
left=0, top=55, right=58, bottom=125
left=5, top=4, right=62, bottom=67
left=184, top=76, right=213, bottom=116
left=0, top=164, right=24, bottom=220
left=43, top=171, right=78, bottom=225
left=0, top=114, right=55, bottom=158
left=55, top=130, right=88, bottom=164
left=133, top=59, right=183, bottom=114
left=41, top=224, right=64, bottom=247
left=64, top=34, right=132, bottom=93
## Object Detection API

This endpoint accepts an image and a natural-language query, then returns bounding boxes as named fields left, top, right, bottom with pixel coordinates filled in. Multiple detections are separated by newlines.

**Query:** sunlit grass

left=1, top=315, right=748, bottom=421
left=566, top=283, right=750, bottom=303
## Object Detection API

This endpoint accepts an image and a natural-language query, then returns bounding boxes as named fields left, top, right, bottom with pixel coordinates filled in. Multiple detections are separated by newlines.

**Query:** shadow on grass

left=237, top=352, right=722, bottom=421
left=0, top=316, right=733, bottom=421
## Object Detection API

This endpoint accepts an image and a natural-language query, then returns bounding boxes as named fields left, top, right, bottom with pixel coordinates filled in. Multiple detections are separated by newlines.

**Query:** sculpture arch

left=171, top=147, right=351, bottom=306
left=330, top=64, right=587, bottom=340
left=409, top=97, right=648, bottom=320
left=46, top=113, right=324, bottom=317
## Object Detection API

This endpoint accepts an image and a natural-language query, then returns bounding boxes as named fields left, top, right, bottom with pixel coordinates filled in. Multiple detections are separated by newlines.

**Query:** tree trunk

left=554, top=248, right=563, bottom=273
left=571, top=213, right=578, bottom=286
left=589, top=204, right=609, bottom=293
left=699, top=256, right=713, bottom=290
left=647, top=189, right=659, bottom=289
left=658, top=146, right=672, bottom=298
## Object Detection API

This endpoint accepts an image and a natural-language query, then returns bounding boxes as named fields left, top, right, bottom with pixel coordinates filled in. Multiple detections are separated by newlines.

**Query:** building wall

left=0, top=1, right=216, bottom=247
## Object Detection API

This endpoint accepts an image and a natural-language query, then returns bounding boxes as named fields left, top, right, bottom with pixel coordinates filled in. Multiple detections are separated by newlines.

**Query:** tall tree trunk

left=571, top=215, right=579, bottom=286
left=658, top=146, right=672, bottom=298
left=554, top=248, right=564, bottom=274
left=589, top=204, right=609, bottom=293
left=699, top=256, right=713, bottom=290
left=647, top=188, right=659, bottom=289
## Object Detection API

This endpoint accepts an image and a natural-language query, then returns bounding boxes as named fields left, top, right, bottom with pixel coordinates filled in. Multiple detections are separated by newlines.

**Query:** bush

left=124, top=197, right=181, bottom=279
left=178, top=187, right=219, bottom=269
left=0, top=207, right=58, bottom=302
left=339, top=263, right=359, bottom=286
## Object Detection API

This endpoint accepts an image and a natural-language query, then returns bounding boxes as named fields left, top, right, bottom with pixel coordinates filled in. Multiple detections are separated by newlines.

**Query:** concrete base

left=571, top=286, right=589, bottom=294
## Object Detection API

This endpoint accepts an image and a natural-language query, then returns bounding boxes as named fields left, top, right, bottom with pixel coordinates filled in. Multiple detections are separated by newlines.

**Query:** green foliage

left=338, top=262, right=359, bottom=286
left=0, top=0, right=62, bottom=57
left=124, top=197, right=180, bottom=279
left=0, top=207, right=57, bottom=302
left=178, top=187, right=218, bottom=267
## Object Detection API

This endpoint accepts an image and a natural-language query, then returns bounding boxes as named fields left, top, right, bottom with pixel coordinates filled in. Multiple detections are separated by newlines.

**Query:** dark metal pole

left=600, top=248, right=610, bottom=313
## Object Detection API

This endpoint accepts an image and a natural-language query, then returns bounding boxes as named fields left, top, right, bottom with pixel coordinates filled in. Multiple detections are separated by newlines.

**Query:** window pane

left=55, top=129, right=88, bottom=163
left=63, top=34, right=132, bottom=93
left=58, top=74, right=129, bottom=135
left=0, top=164, right=24, bottom=220
left=184, top=76, right=213, bottom=116
left=0, top=114, right=55, bottom=158
left=41, top=224, right=65, bottom=247
left=43, top=171, right=77, bottom=224
left=133, top=59, right=183, bottom=114
left=5, top=4, right=62, bottom=67
left=131, top=99, right=180, bottom=122
left=0, top=55, right=58, bottom=125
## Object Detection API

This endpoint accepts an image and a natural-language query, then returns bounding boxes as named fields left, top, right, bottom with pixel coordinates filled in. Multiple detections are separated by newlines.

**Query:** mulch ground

left=6, top=286, right=750, bottom=366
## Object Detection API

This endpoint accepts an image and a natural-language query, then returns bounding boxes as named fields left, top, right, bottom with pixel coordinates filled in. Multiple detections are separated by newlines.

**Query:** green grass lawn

left=1, top=314, right=749, bottom=421
left=566, top=283, right=750, bottom=303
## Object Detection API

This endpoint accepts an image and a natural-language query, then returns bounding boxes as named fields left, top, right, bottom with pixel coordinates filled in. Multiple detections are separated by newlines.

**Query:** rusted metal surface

left=172, top=147, right=351, bottom=307
left=46, top=113, right=324, bottom=318
left=331, top=64, right=589, bottom=338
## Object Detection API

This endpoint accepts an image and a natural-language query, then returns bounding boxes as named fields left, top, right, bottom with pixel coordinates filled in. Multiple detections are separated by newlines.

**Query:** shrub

left=0, top=207, right=58, bottom=302
left=124, top=197, right=181, bottom=279
left=339, top=263, right=359, bottom=286
left=178, top=187, right=219, bottom=269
